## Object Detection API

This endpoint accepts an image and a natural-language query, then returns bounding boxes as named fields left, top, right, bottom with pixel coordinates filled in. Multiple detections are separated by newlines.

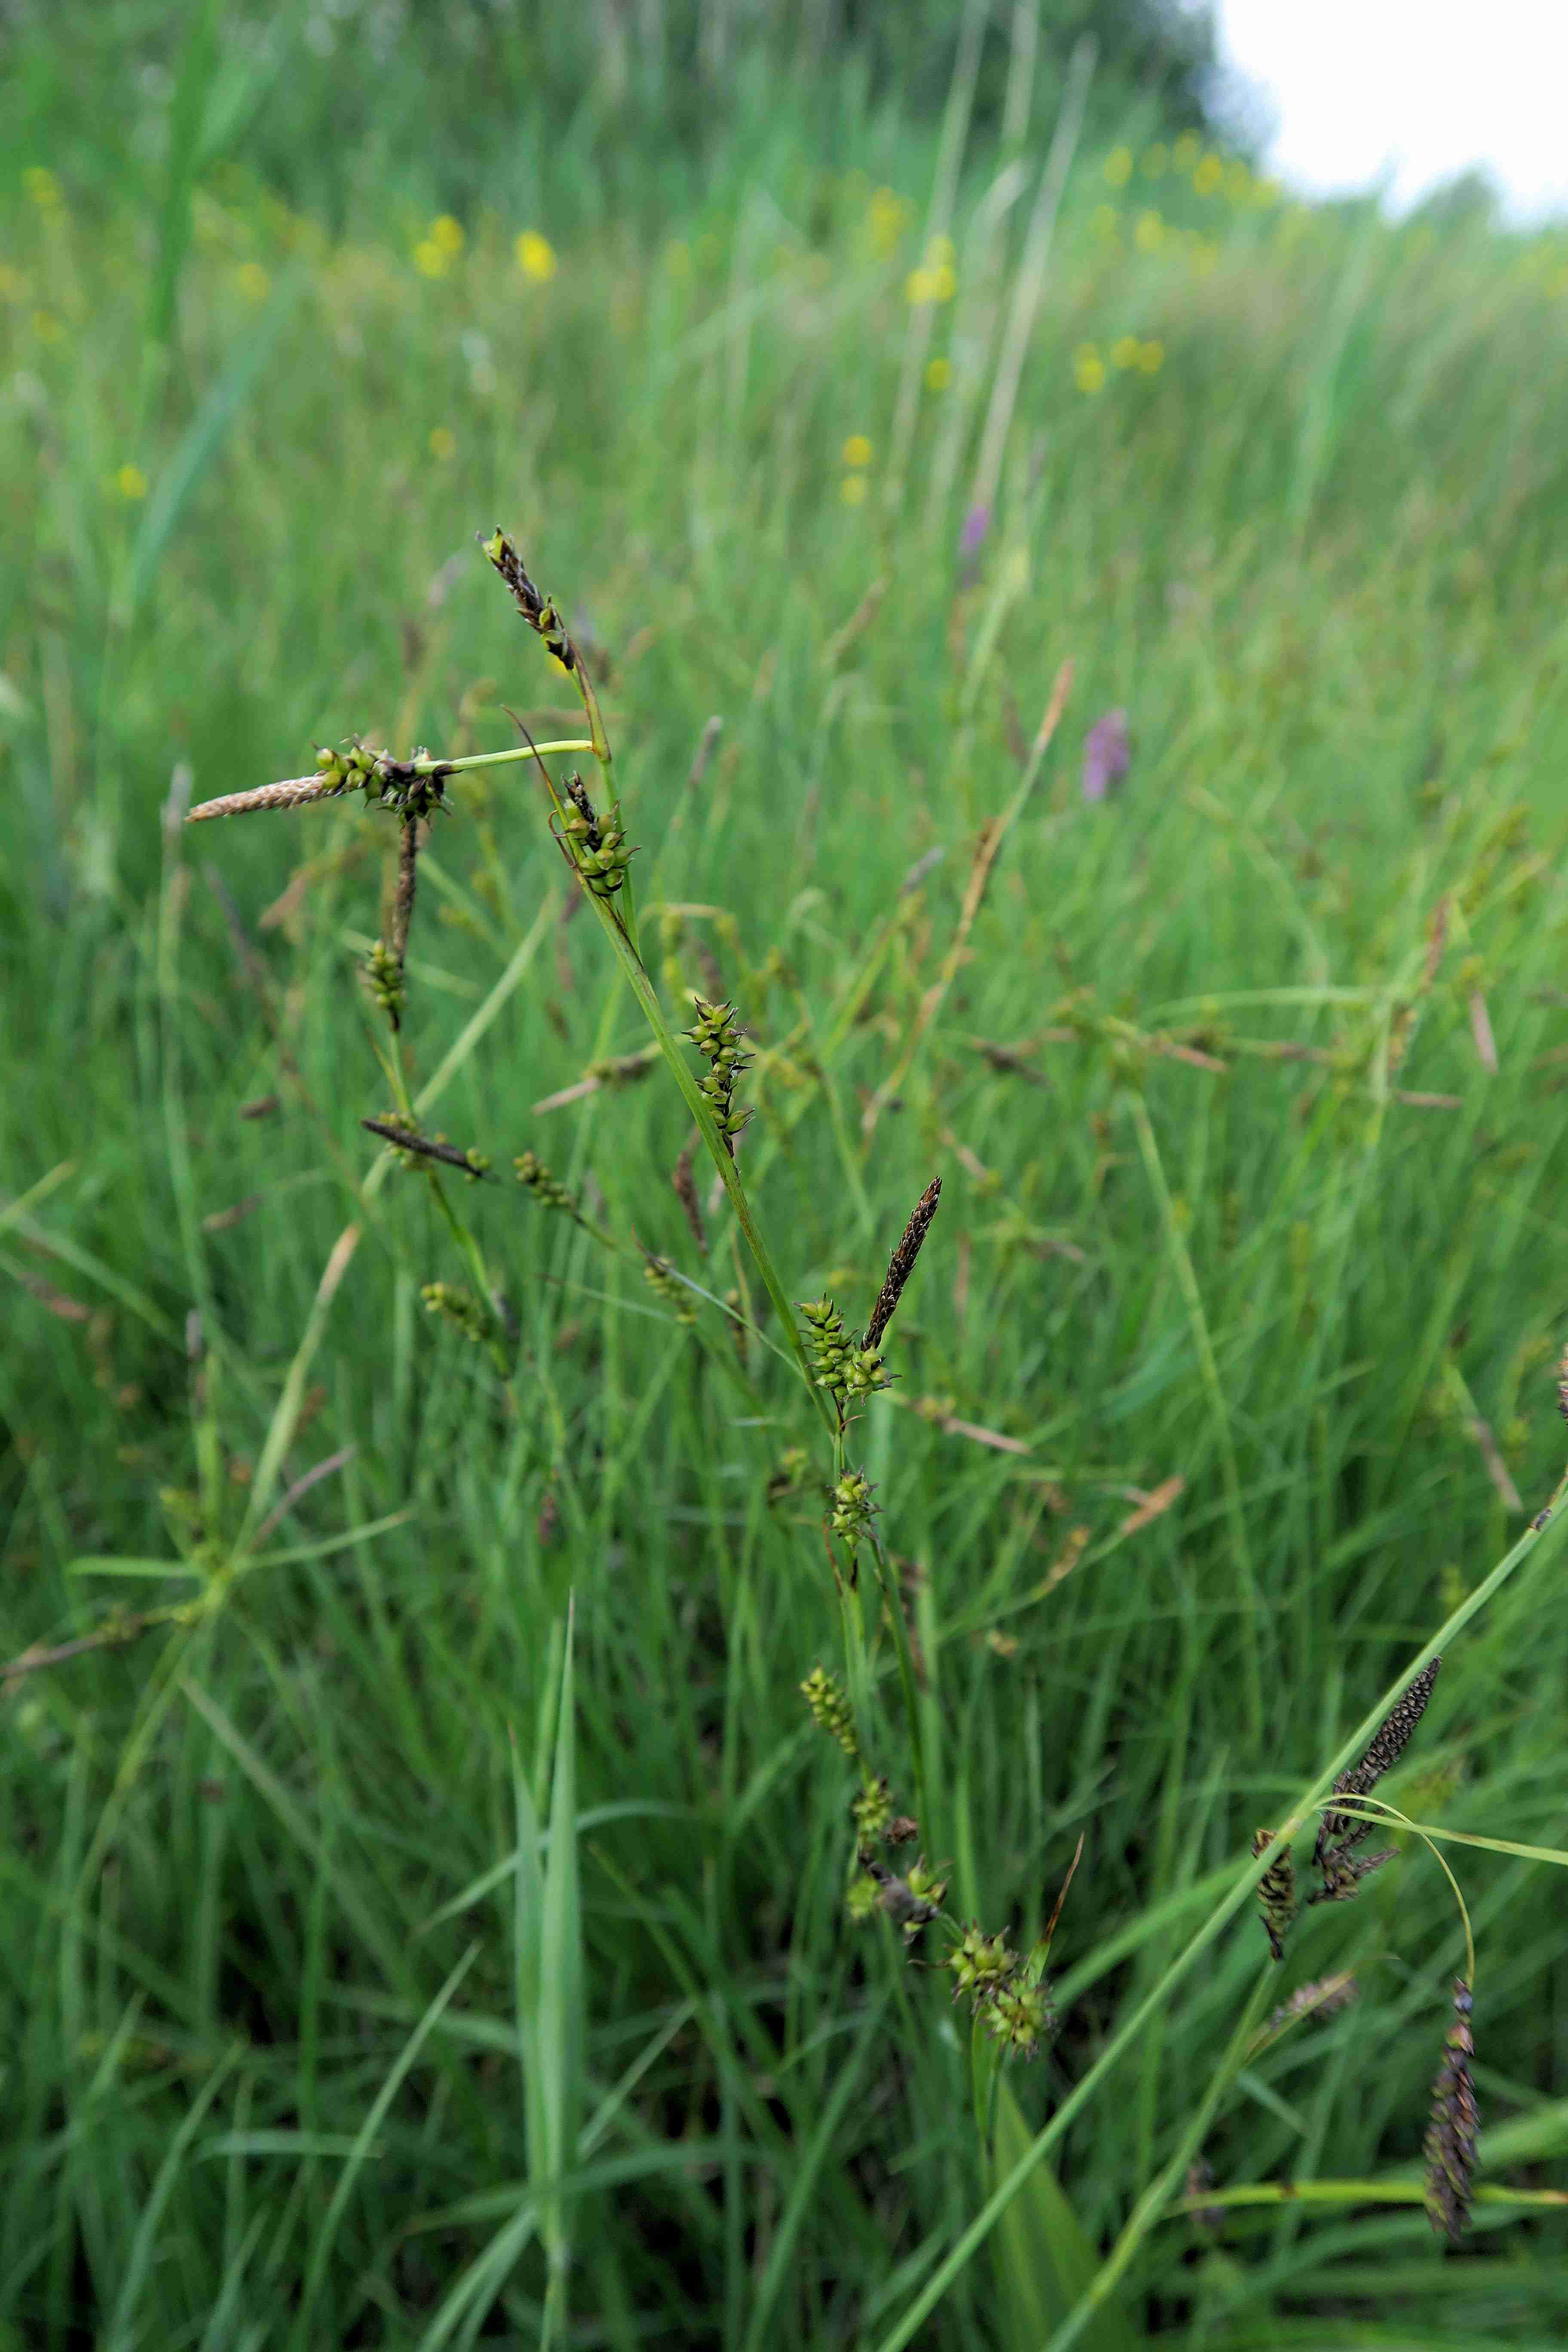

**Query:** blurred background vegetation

left=6, top=1, right=1568, bottom=2346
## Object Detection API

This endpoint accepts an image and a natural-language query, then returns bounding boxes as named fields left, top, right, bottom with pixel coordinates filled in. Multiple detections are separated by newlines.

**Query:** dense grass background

left=7, top=4, right=1568, bottom=2345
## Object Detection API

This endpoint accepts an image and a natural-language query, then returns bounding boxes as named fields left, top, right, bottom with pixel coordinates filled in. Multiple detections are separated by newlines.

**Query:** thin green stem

left=1127, top=1087, right=1261, bottom=1744
left=420, top=740, right=593, bottom=775
left=868, top=1534, right=930, bottom=1852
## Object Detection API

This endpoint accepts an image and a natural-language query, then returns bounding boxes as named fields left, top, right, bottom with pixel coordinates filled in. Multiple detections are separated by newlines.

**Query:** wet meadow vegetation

left=7, top=6, right=1568, bottom=2343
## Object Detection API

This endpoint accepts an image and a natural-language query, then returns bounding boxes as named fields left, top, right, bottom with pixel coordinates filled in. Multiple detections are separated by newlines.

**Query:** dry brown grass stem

left=391, top=816, right=420, bottom=965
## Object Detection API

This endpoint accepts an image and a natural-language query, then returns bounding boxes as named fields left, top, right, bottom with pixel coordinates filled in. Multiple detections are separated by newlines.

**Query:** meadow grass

left=6, top=64, right=1568, bottom=2350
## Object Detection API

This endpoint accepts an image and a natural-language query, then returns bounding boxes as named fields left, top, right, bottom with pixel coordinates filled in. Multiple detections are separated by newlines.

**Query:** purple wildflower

left=959, top=503, right=991, bottom=558
left=1082, top=708, right=1130, bottom=803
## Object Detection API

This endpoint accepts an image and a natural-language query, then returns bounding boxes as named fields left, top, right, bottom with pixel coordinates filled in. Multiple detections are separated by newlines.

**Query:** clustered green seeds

left=801, top=1664, right=859, bottom=1761
left=560, top=772, right=634, bottom=899
left=799, top=1295, right=889, bottom=1407
left=316, top=737, right=453, bottom=821
left=362, top=938, right=407, bottom=1028
left=945, top=1922, right=1058, bottom=2058
left=948, top=1923, right=1015, bottom=2002
left=851, top=1776, right=894, bottom=1844
left=830, top=1468, right=877, bottom=1549
left=420, top=1282, right=491, bottom=1344
left=1424, top=1980, right=1479, bottom=2243
left=514, top=1151, right=579, bottom=1217
left=687, top=995, right=753, bottom=1154
left=642, top=1253, right=696, bottom=1322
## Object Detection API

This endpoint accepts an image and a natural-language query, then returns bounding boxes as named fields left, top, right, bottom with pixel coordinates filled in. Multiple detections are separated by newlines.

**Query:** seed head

left=1315, top=1657, right=1441, bottom=1868
left=1424, top=1979, right=1479, bottom=2244
left=864, top=1177, right=941, bottom=1352
left=800, top=1665, right=859, bottom=1761
left=850, top=1776, right=894, bottom=1844
left=514, top=1152, right=580, bottom=1219
left=800, top=1295, right=890, bottom=1407
left=830, top=1468, right=878, bottom=1550
left=364, top=1119, right=489, bottom=1180
left=946, top=1923, right=1015, bottom=2004
left=1309, top=1844, right=1397, bottom=1906
left=420, top=1282, right=491, bottom=1344
left=642, top=1252, right=696, bottom=1323
left=687, top=995, right=753, bottom=1155
left=1252, top=1828, right=1297, bottom=1962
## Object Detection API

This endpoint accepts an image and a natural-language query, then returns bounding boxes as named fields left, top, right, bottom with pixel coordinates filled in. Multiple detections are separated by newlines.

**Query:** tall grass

left=6, top=47, right=1568, bottom=2349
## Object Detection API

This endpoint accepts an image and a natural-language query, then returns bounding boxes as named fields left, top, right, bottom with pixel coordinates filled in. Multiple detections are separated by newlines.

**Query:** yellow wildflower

left=841, top=434, right=873, bottom=467
left=430, top=214, right=465, bottom=256
left=1111, top=334, right=1140, bottom=370
left=869, top=186, right=907, bottom=256
left=925, top=355, right=951, bottom=391
left=1173, top=132, right=1200, bottom=171
left=1137, top=339, right=1164, bottom=373
left=1073, top=343, right=1106, bottom=395
left=115, top=463, right=148, bottom=501
left=840, top=472, right=868, bottom=506
left=413, top=240, right=447, bottom=279
left=236, top=261, right=270, bottom=302
left=23, top=166, right=61, bottom=210
left=927, top=233, right=956, bottom=269
left=905, top=265, right=938, bottom=304
left=1134, top=210, right=1165, bottom=254
left=31, top=310, right=63, bottom=344
left=1104, top=146, right=1133, bottom=190
left=1193, top=153, right=1224, bottom=197
left=429, top=426, right=457, bottom=461
left=1225, top=159, right=1251, bottom=202
left=515, top=230, right=557, bottom=283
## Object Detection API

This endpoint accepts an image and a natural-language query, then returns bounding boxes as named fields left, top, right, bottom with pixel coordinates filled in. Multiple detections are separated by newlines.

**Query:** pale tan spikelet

left=187, top=777, right=336, bottom=823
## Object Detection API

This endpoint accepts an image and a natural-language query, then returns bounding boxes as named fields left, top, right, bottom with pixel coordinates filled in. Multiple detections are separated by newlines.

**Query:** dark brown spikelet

left=1256, top=1972, right=1358, bottom=2047
left=865, top=1178, right=942, bottom=1352
left=481, top=527, right=579, bottom=674
left=1307, top=1844, right=1397, bottom=1906
left=1424, top=1979, right=1479, bottom=2244
left=362, top=1120, right=490, bottom=1180
left=1253, top=1828, right=1297, bottom=1962
left=1315, top=1656, right=1441, bottom=1867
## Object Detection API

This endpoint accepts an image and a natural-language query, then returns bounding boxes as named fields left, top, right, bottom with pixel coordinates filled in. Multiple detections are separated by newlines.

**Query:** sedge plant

left=176, top=529, right=1568, bottom=2343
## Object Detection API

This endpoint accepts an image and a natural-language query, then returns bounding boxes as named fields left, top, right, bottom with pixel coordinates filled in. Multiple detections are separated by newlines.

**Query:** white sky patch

left=1216, top=0, right=1568, bottom=223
